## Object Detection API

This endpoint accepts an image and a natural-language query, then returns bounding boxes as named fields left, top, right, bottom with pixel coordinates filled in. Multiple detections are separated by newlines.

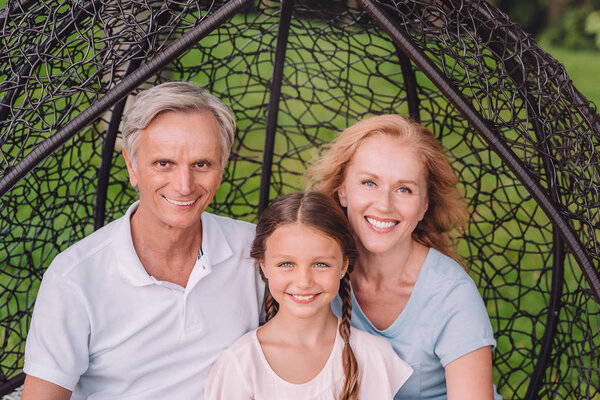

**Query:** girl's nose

left=296, top=266, right=313, bottom=287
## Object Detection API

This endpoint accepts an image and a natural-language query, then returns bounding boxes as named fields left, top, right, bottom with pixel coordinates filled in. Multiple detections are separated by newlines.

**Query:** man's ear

left=122, top=148, right=138, bottom=188
left=337, top=186, right=348, bottom=208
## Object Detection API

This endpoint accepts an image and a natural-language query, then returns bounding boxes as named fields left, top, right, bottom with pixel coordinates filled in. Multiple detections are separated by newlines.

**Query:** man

left=22, top=82, right=265, bottom=399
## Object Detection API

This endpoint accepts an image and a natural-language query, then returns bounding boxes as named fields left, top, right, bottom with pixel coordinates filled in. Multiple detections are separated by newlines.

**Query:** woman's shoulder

left=424, top=248, right=473, bottom=284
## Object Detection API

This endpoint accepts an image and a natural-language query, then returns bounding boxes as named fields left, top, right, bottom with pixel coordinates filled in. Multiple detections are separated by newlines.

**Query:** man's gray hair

left=122, top=81, right=236, bottom=167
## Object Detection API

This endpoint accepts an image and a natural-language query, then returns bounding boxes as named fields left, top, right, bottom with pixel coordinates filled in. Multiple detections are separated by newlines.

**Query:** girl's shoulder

left=348, top=326, right=413, bottom=395
left=217, top=329, right=260, bottom=361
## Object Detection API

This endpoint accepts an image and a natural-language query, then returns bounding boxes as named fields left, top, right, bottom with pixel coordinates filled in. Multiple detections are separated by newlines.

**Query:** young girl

left=204, top=192, right=412, bottom=399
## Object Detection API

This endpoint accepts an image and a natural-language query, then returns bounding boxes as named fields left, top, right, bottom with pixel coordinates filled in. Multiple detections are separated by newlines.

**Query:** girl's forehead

left=266, top=222, right=341, bottom=250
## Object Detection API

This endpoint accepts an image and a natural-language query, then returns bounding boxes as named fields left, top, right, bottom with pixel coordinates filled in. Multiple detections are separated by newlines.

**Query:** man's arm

left=21, top=375, right=72, bottom=400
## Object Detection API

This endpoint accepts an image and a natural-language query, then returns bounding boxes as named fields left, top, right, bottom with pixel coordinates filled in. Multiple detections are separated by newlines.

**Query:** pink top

left=205, top=321, right=413, bottom=399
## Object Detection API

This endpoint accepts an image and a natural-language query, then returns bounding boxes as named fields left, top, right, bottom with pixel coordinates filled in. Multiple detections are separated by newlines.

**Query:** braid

left=264, top=288, right=279, bottom=322
left=338, top=274, right=359, bottom=400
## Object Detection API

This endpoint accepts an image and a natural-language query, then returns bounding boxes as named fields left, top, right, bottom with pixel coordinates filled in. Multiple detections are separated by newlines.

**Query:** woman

left=307, top=115, right=499, bottom=400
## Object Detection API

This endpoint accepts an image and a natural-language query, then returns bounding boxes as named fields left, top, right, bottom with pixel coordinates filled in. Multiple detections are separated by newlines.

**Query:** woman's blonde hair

left=306, top=114, right=469, bottom=263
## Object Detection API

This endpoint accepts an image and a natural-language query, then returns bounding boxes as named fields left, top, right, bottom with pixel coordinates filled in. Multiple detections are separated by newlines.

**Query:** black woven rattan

left=1, top=0, right=599, bottom=398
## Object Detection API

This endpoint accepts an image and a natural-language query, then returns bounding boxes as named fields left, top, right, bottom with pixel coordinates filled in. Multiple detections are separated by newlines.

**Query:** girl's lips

left=365, top=216, right=399, bottom=231
left=287, top=293, right=321, bottom=303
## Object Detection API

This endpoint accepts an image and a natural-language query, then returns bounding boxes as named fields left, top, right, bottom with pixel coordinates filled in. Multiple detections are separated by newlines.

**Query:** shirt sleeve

left=204, top=350, right=253, bottom=400
left=24, top=268, right=91, bottom=391
left=356, top=332, right=414, bottom=398
left=433, top=277, right=496, bottom=367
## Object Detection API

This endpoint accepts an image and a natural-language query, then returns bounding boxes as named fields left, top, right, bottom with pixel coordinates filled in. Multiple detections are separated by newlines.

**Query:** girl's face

left=260, top=223, right=348, bottom=320
left=337, top=134, right=429, bottom=257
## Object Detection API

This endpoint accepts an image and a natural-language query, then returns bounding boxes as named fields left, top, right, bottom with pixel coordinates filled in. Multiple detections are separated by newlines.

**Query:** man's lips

left=162, top=195, right=199, bottom=206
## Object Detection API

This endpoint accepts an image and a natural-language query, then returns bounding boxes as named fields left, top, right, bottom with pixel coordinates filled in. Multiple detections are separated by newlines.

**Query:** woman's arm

left=445, top=346, right=494, bottom=400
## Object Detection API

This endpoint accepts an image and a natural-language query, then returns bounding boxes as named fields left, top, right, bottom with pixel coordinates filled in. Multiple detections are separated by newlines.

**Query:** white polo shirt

left=24, top=202, right=265, bottom=399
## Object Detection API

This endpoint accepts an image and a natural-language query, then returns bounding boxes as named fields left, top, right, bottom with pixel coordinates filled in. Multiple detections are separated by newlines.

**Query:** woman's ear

left=418, top=197, right=429, bottom=222
left=337, top=186, right=348, bottom=208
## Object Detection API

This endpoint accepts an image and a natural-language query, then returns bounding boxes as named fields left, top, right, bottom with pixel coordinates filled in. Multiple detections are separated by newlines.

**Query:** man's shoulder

left=49, top=215, right=124, bottom=278
left=203, top=212, right=255, bottom=236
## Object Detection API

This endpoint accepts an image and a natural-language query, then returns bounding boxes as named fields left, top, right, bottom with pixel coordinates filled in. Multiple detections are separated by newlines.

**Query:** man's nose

left=174, top=167, right=194, bottom=194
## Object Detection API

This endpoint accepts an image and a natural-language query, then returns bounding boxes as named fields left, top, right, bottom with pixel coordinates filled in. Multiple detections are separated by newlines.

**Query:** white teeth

left=292, top=294, right=315, bottom=300
left=366, top=217, right=397, bottom=229
left=163, top=196, right=197, bottom=206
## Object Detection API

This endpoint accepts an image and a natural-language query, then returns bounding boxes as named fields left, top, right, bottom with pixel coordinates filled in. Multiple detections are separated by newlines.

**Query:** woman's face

left=337, top=134, right=429, bottom=257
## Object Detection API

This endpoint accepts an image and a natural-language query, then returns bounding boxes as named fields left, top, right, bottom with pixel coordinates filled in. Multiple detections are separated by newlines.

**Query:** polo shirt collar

left=199, top=211, right=233, bottom=267
left=113, top=201, right=154, bottom=287
left=113, top=202, right=234, bottom=288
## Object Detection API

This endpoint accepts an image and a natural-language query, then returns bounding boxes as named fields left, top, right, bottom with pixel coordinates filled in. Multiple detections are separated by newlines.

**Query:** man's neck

left=129, top=206, right=203, bottom=287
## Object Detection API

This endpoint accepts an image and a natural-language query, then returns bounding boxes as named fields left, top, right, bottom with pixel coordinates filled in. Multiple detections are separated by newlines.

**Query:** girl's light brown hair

left=251, top=192, right=359, bottom=400
left=306, top=114, right=469, bottom=263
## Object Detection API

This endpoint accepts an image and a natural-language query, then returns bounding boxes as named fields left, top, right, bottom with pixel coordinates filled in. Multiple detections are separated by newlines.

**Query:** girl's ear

left=259, top=261, right=268, bottom=279
left=341, top=259, right=349, bottom=279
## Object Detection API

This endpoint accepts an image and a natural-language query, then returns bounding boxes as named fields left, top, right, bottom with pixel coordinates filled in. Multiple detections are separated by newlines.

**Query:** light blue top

left=332, top=248, right=500, bottom=400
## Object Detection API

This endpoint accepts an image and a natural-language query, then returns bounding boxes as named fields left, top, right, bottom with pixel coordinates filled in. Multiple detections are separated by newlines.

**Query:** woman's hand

left=445, top=346, right=494, bottom=400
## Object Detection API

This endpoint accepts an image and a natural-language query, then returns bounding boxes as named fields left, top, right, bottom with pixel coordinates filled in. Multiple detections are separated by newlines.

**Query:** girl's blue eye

left=314, top=262, right=329, bottom=268
left=278, top=262, right=293, bottom=268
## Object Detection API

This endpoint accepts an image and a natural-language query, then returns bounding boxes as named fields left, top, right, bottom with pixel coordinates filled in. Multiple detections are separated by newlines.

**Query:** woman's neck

left=354, top=239, right=428, bottom=284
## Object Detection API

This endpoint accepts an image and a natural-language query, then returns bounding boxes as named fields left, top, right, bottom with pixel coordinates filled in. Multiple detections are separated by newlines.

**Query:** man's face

left=123, top=110, right=224, bottom=232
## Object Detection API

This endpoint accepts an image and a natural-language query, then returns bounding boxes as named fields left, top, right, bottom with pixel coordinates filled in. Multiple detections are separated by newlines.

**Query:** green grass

left=538, top=41, right=600, bottom=108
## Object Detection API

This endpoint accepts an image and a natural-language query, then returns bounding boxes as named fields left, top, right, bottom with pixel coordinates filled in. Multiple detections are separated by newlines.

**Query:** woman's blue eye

left=397, top=187, right=411, bottom=194
left=362, top=180, right=376, bottom=187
